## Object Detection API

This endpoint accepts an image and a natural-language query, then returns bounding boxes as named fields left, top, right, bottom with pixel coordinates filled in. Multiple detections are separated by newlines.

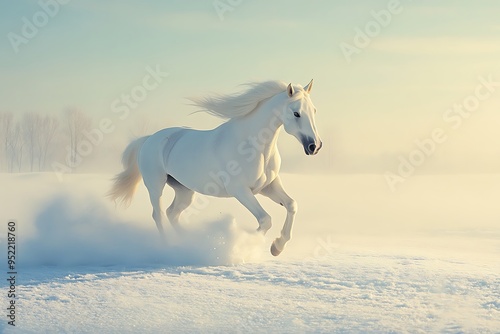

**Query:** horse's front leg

left=231, top=188, right=272, bottom=234
left=260, top=176, right=297, bottom=256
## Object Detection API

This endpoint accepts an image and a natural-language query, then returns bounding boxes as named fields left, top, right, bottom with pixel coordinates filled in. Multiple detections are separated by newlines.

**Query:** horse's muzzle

left=302, top=137, right=322, bottom=155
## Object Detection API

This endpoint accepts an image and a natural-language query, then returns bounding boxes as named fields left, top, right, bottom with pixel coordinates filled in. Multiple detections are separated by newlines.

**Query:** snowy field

left=0, top=172, right=499, bottom=333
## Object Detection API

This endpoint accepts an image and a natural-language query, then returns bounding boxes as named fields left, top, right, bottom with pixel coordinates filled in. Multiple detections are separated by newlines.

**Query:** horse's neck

left=229, top=97, right=283, bottom=154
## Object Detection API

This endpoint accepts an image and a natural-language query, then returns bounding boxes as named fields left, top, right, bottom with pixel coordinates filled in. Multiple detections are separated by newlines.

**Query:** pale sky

left=1, top=0, right=499, bottom=174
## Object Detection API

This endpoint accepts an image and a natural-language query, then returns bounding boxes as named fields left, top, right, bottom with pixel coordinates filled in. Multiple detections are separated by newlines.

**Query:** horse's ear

left=287, top=83, right=294, bottom=97
left=304, top=79, right=313, bottom=93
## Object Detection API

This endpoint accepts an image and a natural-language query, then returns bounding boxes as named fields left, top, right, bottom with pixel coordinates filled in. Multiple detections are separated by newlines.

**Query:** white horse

left=108, top=80, right=322, bottom=256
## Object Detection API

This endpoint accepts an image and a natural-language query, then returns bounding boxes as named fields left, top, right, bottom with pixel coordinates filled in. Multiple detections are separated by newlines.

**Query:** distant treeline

left=0, top=109, right=91, bottom=172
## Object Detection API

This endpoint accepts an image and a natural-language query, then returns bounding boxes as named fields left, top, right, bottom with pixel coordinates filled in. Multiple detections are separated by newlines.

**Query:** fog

left=1, top=171, right=498, bottom=268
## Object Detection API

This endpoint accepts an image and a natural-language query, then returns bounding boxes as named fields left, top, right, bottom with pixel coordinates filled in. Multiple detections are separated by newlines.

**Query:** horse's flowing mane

left=189, top=80, right=289, bottom=119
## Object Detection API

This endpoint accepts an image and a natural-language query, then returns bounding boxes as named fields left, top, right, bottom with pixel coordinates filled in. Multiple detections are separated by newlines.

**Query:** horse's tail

left=107, top=136, right=149, bottom=207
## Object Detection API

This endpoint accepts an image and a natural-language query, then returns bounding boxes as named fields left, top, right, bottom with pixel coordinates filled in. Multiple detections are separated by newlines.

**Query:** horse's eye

left=293, top=111, right=300, bottom=118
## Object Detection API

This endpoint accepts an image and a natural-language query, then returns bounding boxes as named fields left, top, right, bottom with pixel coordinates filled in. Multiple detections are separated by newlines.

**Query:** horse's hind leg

left=142, top=172, right=168, bottom=236
left=137, top=136, right=169, bottom=237
left=166, top=175, right=194, bottom=232
left=149, top=188, right=166, bottom=236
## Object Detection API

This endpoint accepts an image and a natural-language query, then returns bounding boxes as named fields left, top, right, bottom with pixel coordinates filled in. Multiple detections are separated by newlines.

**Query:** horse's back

left=139, top=127, right=188, bottom=174
left=158, top=126, right=230, bottom=194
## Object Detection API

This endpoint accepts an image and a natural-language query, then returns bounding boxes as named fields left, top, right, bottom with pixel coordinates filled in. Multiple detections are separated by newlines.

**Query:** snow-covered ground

left=0, top=172, right=499, bottom=333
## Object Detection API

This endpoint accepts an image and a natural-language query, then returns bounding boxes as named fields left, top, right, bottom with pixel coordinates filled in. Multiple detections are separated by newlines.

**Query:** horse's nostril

left=308, top=143, right=316, bottom=153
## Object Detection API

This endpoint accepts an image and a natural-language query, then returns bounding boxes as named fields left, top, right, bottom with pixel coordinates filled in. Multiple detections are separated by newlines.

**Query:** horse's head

left=281, top=79, right=322, bottom=155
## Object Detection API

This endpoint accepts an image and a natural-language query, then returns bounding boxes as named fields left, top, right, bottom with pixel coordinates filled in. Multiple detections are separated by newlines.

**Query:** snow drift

left=0, top=173, right=498, bottom=333
left=20, top=194, right=265, bottom=267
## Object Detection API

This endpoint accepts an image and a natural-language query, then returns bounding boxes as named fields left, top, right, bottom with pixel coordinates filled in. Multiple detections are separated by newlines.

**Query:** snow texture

left=0, top=173, right=499, bottom=333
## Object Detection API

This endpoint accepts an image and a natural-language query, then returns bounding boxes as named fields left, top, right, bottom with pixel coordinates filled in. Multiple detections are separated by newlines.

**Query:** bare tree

left=64, top=108, right=91, bottom=170
left=7, top=122, right=23, bottom=172
left=22, top=113, right=41, bottom=172
left=14, top=123, right=24, bottom=172
left=37, top=115, right=59, bottom=171
left=0, top=112, right=14, bottom=172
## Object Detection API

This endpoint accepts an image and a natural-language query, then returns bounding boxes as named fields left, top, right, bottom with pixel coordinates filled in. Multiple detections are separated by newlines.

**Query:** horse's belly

left=165, top=132, right=233, bottom=197
left=165, top=130, right=280, bottom=197
left=250, top=175, right=268, bottom=193
left=248, top=155, right=280, bottom=193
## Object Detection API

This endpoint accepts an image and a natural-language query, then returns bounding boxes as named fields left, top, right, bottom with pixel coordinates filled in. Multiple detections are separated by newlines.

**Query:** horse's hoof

left=158, top=231, right=167, bottom=243
left=270, top=243, right=282, bottom=257
left=256, top=226, right=269, bottom=235
left=173, top=225, right=186, bottom=236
